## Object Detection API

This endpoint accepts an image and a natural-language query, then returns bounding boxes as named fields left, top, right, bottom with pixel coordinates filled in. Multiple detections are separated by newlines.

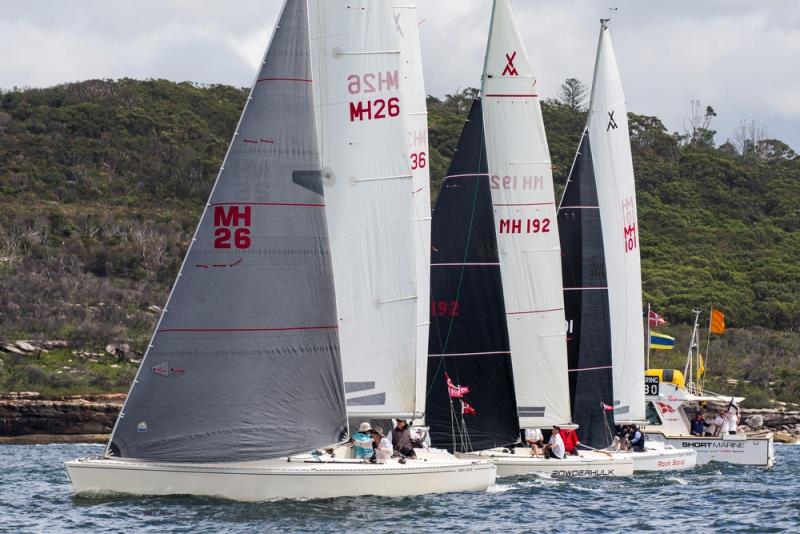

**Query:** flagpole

left=703, top=306, right=714, bottom=392
left=646, top=303, right=652, bottom=370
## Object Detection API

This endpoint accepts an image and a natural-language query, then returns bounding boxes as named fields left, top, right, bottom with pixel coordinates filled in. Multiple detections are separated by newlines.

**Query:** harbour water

left=1, top=443, right=797, bottom=533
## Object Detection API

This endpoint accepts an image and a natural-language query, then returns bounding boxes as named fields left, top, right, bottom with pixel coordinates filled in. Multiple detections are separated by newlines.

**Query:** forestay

left=106, top=0, right=347, bottom=462
left=393, top=0, right=431, bottom=419
left=481, top=0, right=571, bottom=428
left=309, top=1, right=419, bottom=419
left=586, top=21, right=645, bottom=422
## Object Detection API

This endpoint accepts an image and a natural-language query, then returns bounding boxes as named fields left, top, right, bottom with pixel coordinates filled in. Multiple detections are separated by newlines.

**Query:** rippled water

left=1, top=443, right=798, bottom=533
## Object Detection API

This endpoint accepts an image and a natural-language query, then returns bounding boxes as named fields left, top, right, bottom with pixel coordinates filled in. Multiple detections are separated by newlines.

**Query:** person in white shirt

left=370, top=427, right=393, bottom=462
left=543, top=425, right=565, bottom=459
left=524, top=428, right=544, bottom=457
left=709, top=411, right=725, bottom=437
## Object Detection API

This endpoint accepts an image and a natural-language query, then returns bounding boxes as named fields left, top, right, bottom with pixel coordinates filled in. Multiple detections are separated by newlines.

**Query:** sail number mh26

left=213, top=206, right=251, bottom=249
left=348, top=71, right=400, bottom=122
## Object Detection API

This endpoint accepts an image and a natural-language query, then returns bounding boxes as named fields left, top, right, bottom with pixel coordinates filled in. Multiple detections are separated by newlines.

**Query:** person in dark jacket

left=690, top=413, right=708, bottom=436
left=390, top=419, right=417, bottom=459
left=628, top=425, right=645, bottom=452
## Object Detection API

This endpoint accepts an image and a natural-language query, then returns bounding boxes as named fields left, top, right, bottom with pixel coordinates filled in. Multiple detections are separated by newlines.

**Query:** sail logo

left=137, top=421, right=148, bottom=433
left=213, top=205, right=252, bottom=250
left=502, top=51, right=518, bottom=76
left=656, top=401, right=676, bottom=414
left=621, top=197, right=637, bottom=253
left=607, top=111, right=618, bottom=131
left=499, top=218, right=550, bottom=234
left=490, top=175, right=543, bottom=190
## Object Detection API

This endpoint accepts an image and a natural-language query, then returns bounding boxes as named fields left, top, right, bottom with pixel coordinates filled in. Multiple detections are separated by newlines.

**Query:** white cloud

left=1, top=0, right=798, bottom=149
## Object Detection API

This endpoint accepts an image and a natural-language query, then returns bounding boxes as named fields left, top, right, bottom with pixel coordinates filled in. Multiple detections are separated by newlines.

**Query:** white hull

left=66, top=453, right=496, bottom=501
left=645, top=431, right=774, bottom=468
left=457, top=449, right=633, bottom=478
left=582, top=443, right=697, bottom=472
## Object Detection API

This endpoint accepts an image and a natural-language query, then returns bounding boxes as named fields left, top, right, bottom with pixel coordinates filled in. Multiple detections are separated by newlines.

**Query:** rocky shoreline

left=1, top=392, right=799, bottom=445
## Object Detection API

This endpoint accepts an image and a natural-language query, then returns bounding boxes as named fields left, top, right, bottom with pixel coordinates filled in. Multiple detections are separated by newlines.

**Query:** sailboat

left=66, top=0, right=494, bottom=501
left=427, top=0, right=632, bottom=478
left=558, top=19, right=695, bottom=471
left=643, top=310, right=774, bottom=467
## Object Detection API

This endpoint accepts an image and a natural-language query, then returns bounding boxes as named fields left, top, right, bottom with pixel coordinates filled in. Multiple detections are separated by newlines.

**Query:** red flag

left=462, top=401, right=476, bottom=416
left=601, top=402, right=614, bottom=411
left=648, top=309, right=667, bottom=328
left=445, top=372, right=470, bottom=398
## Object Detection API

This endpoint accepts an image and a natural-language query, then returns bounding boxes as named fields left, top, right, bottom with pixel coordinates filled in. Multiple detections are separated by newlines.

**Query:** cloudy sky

left=2, top=0, right=799, bottom=150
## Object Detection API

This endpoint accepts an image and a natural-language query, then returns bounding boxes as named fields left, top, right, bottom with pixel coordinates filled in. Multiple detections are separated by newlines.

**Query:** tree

left=680, top=100, right=717, bottom=148
left=558, top=78, right=588, bottom=112
left=732, top=119, right=768, bottom=159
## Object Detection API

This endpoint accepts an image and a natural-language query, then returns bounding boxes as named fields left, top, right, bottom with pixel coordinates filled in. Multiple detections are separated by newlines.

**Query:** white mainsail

left=481, top=0, right=571, bottom=428
left=587, top=21, right=645, bottom=422
left=393, top=0, right=431, bottom=420
left=310, top=1, right=419, bottom=419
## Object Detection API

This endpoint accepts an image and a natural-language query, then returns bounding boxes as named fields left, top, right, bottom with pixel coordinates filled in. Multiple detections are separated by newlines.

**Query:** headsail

left=587, top=21, right=645, bottom=422
left=481, top=0, right=571, bottom=428
left=393, top=0, right=431, bottom=420
left=558, top=131, right=615, bottom=448
left=310, top=1, right=419, bottom=419
left=106, top=0, right=347, bottom=462
left=427, top=99, right=520, bottom=452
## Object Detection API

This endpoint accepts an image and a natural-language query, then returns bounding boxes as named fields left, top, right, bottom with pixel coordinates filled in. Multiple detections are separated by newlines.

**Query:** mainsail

left=558, top=131, right=615, bottom=448
left=481, top=0, right=571, bottom=428
left=393, top=0, right=431, bottom=419
left=586, top=21, right=645, bottom=422
left=106, top=0, right=347, bottom=462
left=427, top=99, right=520, bottom=452
left=310, top=1, right=419, bottom=419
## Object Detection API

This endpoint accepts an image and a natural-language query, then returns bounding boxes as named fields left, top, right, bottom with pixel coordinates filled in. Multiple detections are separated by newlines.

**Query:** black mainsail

left=107, top=0, right=347, bottom=462
left=427, top=99, right=519, bottom=452
left=558, top=130, right=615, bottom=448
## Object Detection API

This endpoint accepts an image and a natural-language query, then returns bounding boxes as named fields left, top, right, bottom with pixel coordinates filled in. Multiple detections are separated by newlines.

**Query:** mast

left=481, top=0, right=571, bottom=428
left=309, top=1, right=420, bottom=420
left=426, top=99, right=520, bottom=452
left=106, top=0, right=347, bottom=462
left=392, top=0, right=432, bottom=421
left=586, top=19, right=646, bottom=423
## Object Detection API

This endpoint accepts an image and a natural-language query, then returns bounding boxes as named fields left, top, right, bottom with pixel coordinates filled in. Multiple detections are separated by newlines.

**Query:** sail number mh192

left=213, top=205, right=252, bottom=249
left=347, top=71, right=401, bottom=122
left=498, top=218, right=551, bottom=234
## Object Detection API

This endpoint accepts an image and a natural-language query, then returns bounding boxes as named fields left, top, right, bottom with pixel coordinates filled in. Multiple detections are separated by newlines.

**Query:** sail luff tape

left=352, top=174, right=412, bottom=183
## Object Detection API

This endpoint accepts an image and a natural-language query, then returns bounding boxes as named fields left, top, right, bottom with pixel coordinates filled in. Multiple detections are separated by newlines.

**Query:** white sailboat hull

left=66, top=453, right=496, bottom=502
left=644, top=431, right=774, bottom=468
left=581, top=444, right=697, bottom=472
left=457, top=449, right=633, bottom=478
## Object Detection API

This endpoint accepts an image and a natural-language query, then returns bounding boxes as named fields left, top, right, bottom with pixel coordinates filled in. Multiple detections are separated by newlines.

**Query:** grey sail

left=107, top=0, right=348, bottom=463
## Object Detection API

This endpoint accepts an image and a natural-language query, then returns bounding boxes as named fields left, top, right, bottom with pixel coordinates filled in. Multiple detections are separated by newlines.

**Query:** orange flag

left=710, top=309, right=726, bottom=334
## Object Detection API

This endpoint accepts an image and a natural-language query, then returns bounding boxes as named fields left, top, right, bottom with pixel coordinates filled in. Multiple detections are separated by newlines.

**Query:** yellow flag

left=698, top=353, right=705, bottom=378
left=710, top=309, right=726, bottom=334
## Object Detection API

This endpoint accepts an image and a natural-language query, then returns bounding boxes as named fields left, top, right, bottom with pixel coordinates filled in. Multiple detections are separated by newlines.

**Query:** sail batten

left=107, top=0, right=348, bottom=463
left=481, top=0, right=571, bottom=428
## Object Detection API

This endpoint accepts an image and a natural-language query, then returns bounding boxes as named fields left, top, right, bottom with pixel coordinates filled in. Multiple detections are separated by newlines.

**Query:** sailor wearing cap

left=370, top=426, right=394, bottom=462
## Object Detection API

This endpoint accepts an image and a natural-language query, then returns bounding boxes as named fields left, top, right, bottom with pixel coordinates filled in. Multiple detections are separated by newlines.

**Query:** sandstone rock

left=105, top=343, right=118, bottom=356
left=15, top=341, right=37, bottom=352
left=773, top=431, right=796, bottom=444
left=147, top=305, right=162, bottom=314
left=119, top=343, right=131, bottom=354
left=1, top=344, right=24, bottom=355
left=42, top=340, right=68, bottom=349
left=746, top=414, right=764, bottom=429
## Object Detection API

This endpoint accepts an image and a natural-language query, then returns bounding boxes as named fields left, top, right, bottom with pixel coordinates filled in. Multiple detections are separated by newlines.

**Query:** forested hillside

left=0, top=79, right=798, bottom=404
